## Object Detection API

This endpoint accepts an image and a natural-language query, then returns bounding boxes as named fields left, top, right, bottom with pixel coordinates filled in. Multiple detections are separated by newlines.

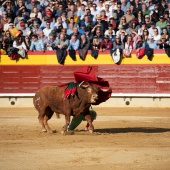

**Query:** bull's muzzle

left=91, top=94, right=98, bottom=103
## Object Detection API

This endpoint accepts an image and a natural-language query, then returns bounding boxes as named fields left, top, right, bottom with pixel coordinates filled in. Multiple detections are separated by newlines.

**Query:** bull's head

left=79, top=81, right=99, bottom=103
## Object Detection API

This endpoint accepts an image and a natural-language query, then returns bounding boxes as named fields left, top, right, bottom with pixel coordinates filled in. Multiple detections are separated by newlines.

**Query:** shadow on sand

left=94, top=127, right=170, bottom=134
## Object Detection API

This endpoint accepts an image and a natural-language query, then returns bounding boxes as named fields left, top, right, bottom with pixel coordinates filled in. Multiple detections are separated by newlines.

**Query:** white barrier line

left=1, top=93, right=170, bottom=97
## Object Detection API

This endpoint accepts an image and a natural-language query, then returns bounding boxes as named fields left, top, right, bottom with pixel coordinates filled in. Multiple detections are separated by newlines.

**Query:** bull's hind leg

left=38, top=116, right=47, bottom=132
left=84, top=114, right=94, bottom=133
left=43, top=107, right=55, bottom=133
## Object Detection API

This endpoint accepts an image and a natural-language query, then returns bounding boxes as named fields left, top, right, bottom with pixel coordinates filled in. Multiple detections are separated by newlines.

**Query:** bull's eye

left=87, top=88, right=92, bottom=93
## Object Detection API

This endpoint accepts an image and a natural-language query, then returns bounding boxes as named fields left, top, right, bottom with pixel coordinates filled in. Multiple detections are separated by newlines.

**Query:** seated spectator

left=109, top=0, right=117, bottom=12
left=83, top=14, right=93, bottom=30
left=92, top=27, right=103, bottom=42
left=19, top=21, right=31, bottom=37
left=119, top=16, right=129, bottom=30
left=2, top=30, right=13, bottom=51
left=151, top=4, right=162, bottom=22
left=67, top=35, right=80, bottom=61
left=84, top=27, right=93, bottom=44
left=16, top=5, right=30, bottom=21
left=97, top=0, right=105, bottom=12
left=119, top=29, right=127, bottom=43
left=6, top=3, right=16, bottom=21
left=38, top=30, right=48, bottom=45
left=113, top=3, right=124, bottom=24
left=55, top=32, right=69, bottom=64
left=121, top=0, right=131, bottom=14
left=30, top=7, right=42, bottom=21
left=0, top=11, right=8, bottom=28
left=156, top=16, right=167, bottom=29
left=3, top=16, right=13, bottom=32
left=91, top=3, right=100, bottom=24
left=78, top=22, right=86, bottom=35
left=30, top=34, right=45, bottom=52
left=78, top=34, right=90, bottom=60
left=112, top=35, right=125, bottom=50
left=67, top=11, right=79, bottom=24
left=84, top=8, right=94, bottom=25
left=61, top=11, right=67, bottom=23
left=146, top=35, right=159, bottom=49
left=123, top=8, right=135, bottom=24
left=100, top=35, right=113, bottom=52
left=144, top=15, right=151, bottom=28
left=166, top=22, right=170, bottom=34
left=104, top=4, right=112, bottom=19
left=77, top=3, right=86, bottom=23
left=24, top=35, right=31, bottom=50
left=32, top=21, right=40, bottom=35
left=43, top=21, right=52, bottom=37
left=13, top=35, right=27, bottom=58
left=164, top=11, right=170, bottom=22
left=124, top=34, right=135, bottom=50
left=45, top=33, right=57, bottom=50
left=141, top=3, right=151, bottom=16
left=153, top=28, right=161, bottom=41
left=68, top=34, right=80, bottom=50
left=157, top=34, right=170, bottom=49
left=27, top=13, right=41, bottom=29
left=162, top=28, right=170, bottom=40
left=104, top=24, right=116, bottom=37
left=91, top=36, right=101, bottom=51
left=138, top=21, right=147, bottom=36
left=148, top=0, right=155, bottom=12
left=94, top=14, right=108, bottom=33
left=136, top=10, right=144, bottom=25
left=100, top=10, right=108, bottom=22
left=69, top=26, right=81, bottom=40
left=25, top=0, right=41, bottom=14
left=108, top=30, right=116, bottom=42
left=148, top=22, right=161, bottom=37
left=142, top=29, right=149, bottom=42
left=135, top=35, right=145, bottom=50
left=108, top=17, right=117, bottom=31
left=53, top=16, right=67, bottom=30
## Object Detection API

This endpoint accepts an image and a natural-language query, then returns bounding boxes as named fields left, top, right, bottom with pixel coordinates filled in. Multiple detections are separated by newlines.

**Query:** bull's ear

left=79, top=81, right=89, bottom=88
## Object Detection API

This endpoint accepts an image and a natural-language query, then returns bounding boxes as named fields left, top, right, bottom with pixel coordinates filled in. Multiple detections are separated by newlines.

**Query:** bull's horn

left=79, top=81, right=89, bottom=88
left=99, top=87, right=111, bottom=92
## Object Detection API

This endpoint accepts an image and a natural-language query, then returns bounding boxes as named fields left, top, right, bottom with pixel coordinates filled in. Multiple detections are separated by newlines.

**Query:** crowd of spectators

left=0, top=0, right=170, bottom=60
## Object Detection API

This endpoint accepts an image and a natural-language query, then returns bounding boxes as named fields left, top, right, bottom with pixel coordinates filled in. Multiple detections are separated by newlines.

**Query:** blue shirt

left=30, top=39, right=45, bottom=51
left=68, top=39, right=80, bottom=50
left=146, top=40, right=159, bottom=49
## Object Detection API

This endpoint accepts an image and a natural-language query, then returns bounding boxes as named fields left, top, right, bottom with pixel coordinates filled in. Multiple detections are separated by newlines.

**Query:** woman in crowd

left=24, top=35, right=31, bottom=50
left=142, top=29, right=149, bottom=42
left=13, top=35, right=27, bottom=58
left=161, top=28, right=170, bottom=40
left=136, top=10, right=144, bottom=25
left=153, top=28, right=161, bottom=41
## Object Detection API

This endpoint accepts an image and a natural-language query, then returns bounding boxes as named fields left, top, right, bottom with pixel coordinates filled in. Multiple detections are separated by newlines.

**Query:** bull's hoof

left=41, top=128, right=47, bottom=133
left=61, top=130, right=67, bottom=135
left=89, top=129, right=94, bottom=134
left=48, top=130, right=57, bottom=134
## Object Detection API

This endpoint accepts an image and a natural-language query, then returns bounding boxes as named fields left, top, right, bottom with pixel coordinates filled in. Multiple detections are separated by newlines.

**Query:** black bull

left=33, top=82, right=110, bottom=134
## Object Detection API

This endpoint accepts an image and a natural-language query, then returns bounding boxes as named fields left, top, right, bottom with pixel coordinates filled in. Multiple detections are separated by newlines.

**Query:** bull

left=33, top=81, right=108, bottom=134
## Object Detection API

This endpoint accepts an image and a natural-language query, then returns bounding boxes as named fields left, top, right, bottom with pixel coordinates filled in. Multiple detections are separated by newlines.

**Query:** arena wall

left=0, top=50, right=170, bottom=107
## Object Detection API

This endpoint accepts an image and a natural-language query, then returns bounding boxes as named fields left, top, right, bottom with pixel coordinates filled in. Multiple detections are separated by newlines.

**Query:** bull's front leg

left=84, top=114, right=94, bottom=133
left=61, top=114, right=70, bottom=135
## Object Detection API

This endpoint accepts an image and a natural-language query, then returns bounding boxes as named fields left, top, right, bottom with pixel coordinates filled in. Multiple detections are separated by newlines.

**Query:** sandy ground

left=0, top=107, right=170, bottom=170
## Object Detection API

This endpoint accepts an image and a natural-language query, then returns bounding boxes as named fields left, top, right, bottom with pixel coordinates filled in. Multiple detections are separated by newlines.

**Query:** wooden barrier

left=0, top=50, right=170, bottom=94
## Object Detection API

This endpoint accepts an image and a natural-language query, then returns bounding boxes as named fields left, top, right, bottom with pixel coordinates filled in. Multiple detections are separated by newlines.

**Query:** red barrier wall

left=1, top=65, right=170, bottom=94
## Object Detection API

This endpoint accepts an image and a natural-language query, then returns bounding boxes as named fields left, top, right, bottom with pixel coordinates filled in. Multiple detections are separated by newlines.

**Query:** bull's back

left=33, top=86, right=66, bottom=111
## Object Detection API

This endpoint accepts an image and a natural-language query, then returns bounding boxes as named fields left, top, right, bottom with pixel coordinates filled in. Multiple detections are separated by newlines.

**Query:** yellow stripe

left=0, top=53, right=169, bottom=65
